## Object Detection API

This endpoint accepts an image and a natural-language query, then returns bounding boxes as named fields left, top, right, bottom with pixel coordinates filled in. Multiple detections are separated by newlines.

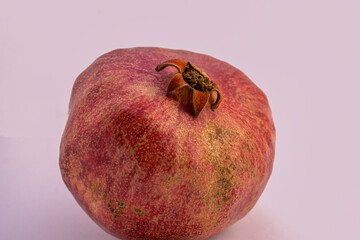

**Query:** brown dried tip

left=155, top=59, right=222, bottom=117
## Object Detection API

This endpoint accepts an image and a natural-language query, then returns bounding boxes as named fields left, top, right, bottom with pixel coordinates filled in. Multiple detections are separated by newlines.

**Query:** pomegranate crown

left=155, top=59, right=222, bottom=117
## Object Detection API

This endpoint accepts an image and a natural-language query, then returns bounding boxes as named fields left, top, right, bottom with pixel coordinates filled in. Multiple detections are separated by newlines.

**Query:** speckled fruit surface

left=59, top=47, right=276, bottom=240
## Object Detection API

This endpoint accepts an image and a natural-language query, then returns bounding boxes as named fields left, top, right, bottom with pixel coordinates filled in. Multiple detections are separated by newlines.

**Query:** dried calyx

left=182, top=62, right=214, bottom=92
left=155, top=59, right=222, bottom=117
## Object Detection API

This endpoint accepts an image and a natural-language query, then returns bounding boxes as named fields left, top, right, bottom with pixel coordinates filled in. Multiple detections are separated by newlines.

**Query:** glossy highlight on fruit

left=59, top=47, right=276, bottom=240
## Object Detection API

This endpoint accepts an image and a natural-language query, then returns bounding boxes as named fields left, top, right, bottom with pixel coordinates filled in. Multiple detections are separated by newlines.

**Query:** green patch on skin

left=107, top=202, right=120, bottom=218
left=204, top=123, right=238, bottom=208
left=107, top=199, right=128, bottom=219
left=214, top=166, right=234, bottom=203
left=133, top=207, right=145, bottom=217
left=116, top=199, right=127, bottom=210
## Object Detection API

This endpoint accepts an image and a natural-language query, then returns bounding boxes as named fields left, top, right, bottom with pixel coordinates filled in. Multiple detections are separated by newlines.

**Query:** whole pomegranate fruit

left=59, top=47, right=275, bottom=240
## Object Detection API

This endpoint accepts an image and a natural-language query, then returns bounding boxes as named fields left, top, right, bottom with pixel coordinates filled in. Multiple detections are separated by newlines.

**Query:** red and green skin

left=59, top=47, right=276, bottom=240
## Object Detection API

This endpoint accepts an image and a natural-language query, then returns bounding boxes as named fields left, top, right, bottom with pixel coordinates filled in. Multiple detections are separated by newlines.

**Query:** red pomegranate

left=59, top=47, right=275, bottom=240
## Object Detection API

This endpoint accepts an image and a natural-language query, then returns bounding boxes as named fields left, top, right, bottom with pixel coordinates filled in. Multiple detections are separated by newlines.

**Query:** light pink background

left=1, top=0, right=359, bottom=239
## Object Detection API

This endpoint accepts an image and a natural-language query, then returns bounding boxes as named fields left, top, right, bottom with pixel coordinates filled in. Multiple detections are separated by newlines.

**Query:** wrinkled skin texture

left=59, top=47, right=276, bottom=240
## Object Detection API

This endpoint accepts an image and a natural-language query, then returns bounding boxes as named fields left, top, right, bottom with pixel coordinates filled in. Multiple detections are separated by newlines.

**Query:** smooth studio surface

left=1, top=0, right=359, bottom=239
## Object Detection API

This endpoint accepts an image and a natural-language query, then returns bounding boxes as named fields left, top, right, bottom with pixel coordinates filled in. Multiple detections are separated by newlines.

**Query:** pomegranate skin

left=59, top=47, right=275, bottom=240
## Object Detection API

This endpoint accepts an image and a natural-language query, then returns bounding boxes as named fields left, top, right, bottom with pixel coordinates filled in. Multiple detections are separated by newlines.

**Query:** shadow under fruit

left=59, top=47, right=276, bottom=240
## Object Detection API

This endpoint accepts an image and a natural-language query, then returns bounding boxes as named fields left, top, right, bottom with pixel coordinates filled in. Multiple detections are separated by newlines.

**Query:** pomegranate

left=59, top=47, right=276, bottom=240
